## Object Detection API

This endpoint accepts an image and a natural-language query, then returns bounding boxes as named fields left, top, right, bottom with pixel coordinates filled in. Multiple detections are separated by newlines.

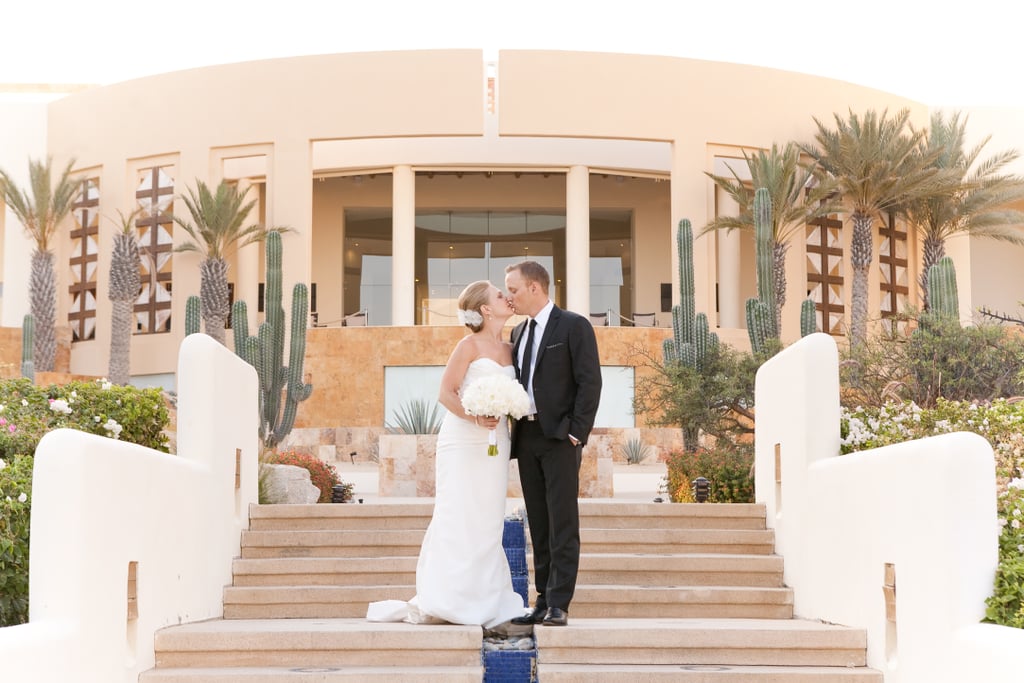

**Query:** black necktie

left=519, top=319, right=537, bottom=390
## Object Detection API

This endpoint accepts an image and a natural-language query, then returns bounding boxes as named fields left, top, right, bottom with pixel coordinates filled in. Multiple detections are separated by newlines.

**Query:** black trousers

left=515, top=418, right=582, bottom=611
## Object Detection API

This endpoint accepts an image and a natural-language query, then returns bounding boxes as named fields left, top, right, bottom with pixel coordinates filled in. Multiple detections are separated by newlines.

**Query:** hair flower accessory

left=458, top=308, right=484, bottom=326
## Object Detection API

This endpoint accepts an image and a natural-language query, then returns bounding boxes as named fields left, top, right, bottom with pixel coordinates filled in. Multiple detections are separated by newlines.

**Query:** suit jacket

left=511, top=305, right=602, bottom=445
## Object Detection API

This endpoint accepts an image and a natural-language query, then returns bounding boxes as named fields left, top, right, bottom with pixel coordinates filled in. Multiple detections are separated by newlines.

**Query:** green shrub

left=986, top=482, right=1024, bottom=627
left=0, top=454, right=32, bottom=626
left=841, top=398, right=1024, bottom=629
left=266, top=449, right=341, bottom=503
left=841, top=313, right=1024, bottom=408
left=663, top=442, right=754, bottom=503
left=0, top=378, right=171, bottom=627
left=0, top=378, right=170, bottom=460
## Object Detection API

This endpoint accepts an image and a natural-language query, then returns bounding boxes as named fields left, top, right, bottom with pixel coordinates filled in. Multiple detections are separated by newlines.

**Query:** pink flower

left=7, top=425, right=14, bottom=433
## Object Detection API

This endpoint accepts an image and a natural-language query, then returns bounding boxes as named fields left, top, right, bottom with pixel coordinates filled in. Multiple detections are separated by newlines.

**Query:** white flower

left=4, top=496, right=10, bottom=503
left=69, top=390, right=77, bottom=401
left=1012, top=519, right=1021, bottom=530
left=1009, top=478, right=1024, bottom=490
left=17, top=492, right=26, bottom=503
left=0, top=459, right=6, bottom=471
left=457, top=308, right=484, bottom=326
left=21, top=399, right=28, bottom=407
left=0, top=404, right=5, bottom=413
left=49, top=399, right=73, bottom=415
left=461, top=373, right=531, bottom=420
left=101, top=380, right=112, bottom=390
left=94, top=416, right=101, bottom=423
left=103, top=418, right=123, bottom=439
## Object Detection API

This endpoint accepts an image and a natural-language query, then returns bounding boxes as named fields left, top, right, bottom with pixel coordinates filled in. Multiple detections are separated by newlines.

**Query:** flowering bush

left=0, top=378, right=171, bottom=627
left=841, top=397, right=1024, bottom=628
left=265, top=449, right=341, bottom=503
left=987, top=479, right=1024, bottom=627
left=0, top=454, right=32, bottom=625
left=663, top=442, right=754, bottom=504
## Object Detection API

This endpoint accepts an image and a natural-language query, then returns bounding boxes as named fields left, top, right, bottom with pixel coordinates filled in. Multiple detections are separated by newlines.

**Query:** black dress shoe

left=542, top=607, right=568, bottom=626
left=511, top=605, right=547, bottom=625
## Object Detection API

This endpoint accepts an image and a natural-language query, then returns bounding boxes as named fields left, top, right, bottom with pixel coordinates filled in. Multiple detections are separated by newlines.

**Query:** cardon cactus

left=21, top=314, right=35, bottom=380
left=800, top=297, right=818, bottom=337
left=232, top=230, right=312, bottom=450
left=663, top=219, right=719, bottom=368
left=185, top=295, right=202, bottom=336
left=927, top=256, right=960, bottom=321
left=746, top=188, right=779, bottom=356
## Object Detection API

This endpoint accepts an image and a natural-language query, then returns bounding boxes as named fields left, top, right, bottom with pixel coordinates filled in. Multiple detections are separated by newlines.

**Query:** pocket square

left=546, top=342, right=564, bottom=349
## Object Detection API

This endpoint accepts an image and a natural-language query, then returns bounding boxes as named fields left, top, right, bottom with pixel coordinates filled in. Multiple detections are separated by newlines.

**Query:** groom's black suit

left=511, top=304, right=602, bottom=614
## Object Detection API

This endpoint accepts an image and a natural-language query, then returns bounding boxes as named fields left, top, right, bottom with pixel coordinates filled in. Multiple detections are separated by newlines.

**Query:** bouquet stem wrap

left=487, top=428, right=498, bottom=456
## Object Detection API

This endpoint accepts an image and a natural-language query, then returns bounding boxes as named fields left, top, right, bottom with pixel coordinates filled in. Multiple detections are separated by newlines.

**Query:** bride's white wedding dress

left=366, top=358, right=526, bottom=628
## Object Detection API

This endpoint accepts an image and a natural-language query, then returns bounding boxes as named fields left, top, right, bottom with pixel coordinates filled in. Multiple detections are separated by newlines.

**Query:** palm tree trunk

left=29, top=250, right=57, bottom=372
left=919, top=236, right=946, bottom=310
left=849, top=213, right=874, bottom=348
left=108, top=299, right=134, bottom=385
left=199, top=257, right=230, bottom=345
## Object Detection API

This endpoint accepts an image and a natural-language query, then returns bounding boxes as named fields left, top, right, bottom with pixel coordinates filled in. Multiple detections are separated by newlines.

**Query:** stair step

left=153, top=618, right=482, bottom=668
left=247, top=503, right=434, bottom=531
left=570, top=586, right=793, bottom=619
left=230, top=553, right=782, bottom=588
left=239, top=529, right=424, bottom=558
left=539, top=664, right=882, bottom=682
left=581, top=528, right=776, bottom=554
left=535, top=618, right=867, bottom=667
left=141, top=665, right=481, bottom=682
left=223, top=585, right=791, bottom=620
left=578, top=502, right=768, bottom=530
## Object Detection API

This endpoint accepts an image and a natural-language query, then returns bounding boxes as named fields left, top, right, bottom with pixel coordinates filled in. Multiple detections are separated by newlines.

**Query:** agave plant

left=622, top=436, right=652, bottom=465
left=386, top=398, right=443, bottom=435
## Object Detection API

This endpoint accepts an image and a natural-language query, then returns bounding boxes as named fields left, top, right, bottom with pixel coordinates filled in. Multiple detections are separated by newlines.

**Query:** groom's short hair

left=506, top=260, right=550, bottom=293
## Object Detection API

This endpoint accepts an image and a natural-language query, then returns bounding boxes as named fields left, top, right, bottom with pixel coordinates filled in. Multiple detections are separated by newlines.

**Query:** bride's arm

left=438, top=337, right=476, bottom=421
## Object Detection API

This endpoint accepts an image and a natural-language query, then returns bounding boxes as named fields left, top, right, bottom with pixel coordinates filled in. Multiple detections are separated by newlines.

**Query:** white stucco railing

left=0, top=334, right=258, bottom=682
left=756, top=332, right=1023, bottom=682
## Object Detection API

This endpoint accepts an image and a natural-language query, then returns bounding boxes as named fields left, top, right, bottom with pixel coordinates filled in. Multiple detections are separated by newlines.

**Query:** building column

left=392, top=165, right=416, bottom=326
left=234, top=180, right=261, bottom=323
left=267, top=138, right=312, bottom=309
left=716, top=190, right=742, bottom=328
left=566, top=165, right=590, bottom=316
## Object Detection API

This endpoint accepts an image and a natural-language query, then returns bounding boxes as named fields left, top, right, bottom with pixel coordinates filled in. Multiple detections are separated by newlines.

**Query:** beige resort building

left=2, top=50, right=1023, bottom=432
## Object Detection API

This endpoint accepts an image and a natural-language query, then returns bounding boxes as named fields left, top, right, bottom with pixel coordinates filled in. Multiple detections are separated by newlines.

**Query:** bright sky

left=2, top=0, right=1021, bottom=107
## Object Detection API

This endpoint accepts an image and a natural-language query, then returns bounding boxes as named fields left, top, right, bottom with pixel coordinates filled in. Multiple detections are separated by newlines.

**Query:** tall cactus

left=21, top=314, right=35, bottom=380
left=231, top=230, right=312, bottom=451
left=663, top=219, right=719, bottom=368
left=185, top=295, right=202, bottom=336
left=746, top=188, right=780, bottom=356
left=800, top=297, right=818, bottom=337
left=927, top=257, right=960, bottom=321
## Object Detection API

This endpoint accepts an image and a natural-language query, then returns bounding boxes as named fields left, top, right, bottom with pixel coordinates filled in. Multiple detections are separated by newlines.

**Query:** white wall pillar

left=566, top=165, right=590, bottom=316
left=717, top=190, right=742, bottom=328
left=234, top=179, right=260, bottom=327
left=392, top=165, right=416, bottom=326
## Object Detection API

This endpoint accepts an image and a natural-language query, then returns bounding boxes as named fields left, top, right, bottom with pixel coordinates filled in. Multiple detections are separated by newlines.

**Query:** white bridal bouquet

left=461, top=373, right=531, bottom=455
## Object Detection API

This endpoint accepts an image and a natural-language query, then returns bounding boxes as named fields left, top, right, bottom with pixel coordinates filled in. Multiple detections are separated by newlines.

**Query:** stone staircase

left=140, top=501, right=882, bottom=682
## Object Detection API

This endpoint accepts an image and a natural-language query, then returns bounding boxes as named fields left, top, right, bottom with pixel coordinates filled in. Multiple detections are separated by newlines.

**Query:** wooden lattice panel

left=69, top=177, right=100, bottom=341
left=134, top=167, right=174, bottom=334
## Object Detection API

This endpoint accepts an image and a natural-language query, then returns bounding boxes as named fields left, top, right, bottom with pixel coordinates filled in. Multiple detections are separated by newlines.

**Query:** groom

left=505, top=260, right=602, bottom=627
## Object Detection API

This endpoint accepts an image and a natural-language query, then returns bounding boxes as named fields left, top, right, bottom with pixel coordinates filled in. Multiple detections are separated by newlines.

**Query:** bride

left=367, top=280, right=527, bottom=629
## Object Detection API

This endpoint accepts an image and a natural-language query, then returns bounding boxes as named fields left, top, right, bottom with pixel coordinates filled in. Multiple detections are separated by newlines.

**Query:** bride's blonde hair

left=458, top=281, right=492, bottom=332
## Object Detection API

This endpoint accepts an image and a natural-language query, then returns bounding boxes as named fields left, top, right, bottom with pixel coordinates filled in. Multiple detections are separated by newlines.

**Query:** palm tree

left=107, top=210, right=142, bottom=385
left=801, top=109, right=942, bottom=348
left=905, top=111, right=1024, bottom=307
left=171, top=179, right=271, bottom=345
left=0, top=157, right=78, bottom=371
left=700, top=142, right=838, bottom=332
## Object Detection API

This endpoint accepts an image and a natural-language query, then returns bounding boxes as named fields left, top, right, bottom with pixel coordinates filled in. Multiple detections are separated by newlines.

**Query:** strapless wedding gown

left=367, top=358, right=526, bottom=628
